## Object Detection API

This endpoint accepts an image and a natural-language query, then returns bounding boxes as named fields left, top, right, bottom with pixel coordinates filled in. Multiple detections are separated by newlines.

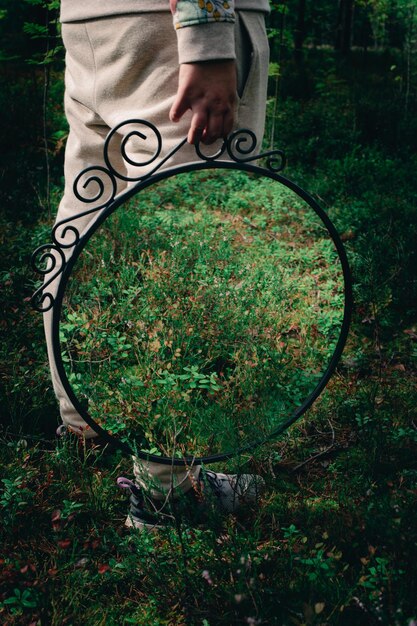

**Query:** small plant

left=155, top=366, right=222, bottom=393
left=0, top=587, right=39, bottom=616
left=0, top=476, right=33, bottom=528
left=60, top=499, right=83, bottom=519
left=282, top=523, right=302, bottom=541
left=298, top=547, right=337, bottom=583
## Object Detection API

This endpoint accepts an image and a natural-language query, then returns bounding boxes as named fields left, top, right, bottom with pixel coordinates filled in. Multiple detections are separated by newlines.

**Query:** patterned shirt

left=171, top=0, right=235, bottom=28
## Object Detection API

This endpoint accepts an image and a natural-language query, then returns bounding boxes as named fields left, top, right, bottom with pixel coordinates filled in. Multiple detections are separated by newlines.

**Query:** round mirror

left=51, top=165, right=351, bottom=463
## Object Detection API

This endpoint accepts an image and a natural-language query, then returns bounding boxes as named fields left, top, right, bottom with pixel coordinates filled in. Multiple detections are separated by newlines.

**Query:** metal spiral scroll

left=30, top=120, right=285, bottom=313
left=30, top=119, right=352, bottom=465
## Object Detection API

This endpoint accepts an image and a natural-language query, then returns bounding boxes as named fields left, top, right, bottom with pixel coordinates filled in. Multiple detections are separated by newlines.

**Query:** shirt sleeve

left=170, top=0, right=236, bottom=64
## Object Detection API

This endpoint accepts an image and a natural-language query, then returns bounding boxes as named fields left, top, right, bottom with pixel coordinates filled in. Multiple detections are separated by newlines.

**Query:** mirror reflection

left=60, top=170, right=344, bottom=458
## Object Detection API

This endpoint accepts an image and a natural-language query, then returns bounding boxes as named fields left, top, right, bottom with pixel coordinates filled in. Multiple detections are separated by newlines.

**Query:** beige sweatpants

left=47, top=11, right=269, bottom=498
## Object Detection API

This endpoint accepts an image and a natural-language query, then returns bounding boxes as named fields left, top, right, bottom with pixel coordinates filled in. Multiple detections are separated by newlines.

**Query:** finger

left=169, top=92, right=190, bottom=123
left=222, top=108, right=235, bottom=138
left=188, top=110, right=208, bottom=145
left=201, top=111, right=224, bottom=145
left=188, top=124, right=205, bottom=146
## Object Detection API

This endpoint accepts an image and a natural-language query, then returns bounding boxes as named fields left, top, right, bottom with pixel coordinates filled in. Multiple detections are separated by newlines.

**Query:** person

left=48, top=0, right=270, bottom=529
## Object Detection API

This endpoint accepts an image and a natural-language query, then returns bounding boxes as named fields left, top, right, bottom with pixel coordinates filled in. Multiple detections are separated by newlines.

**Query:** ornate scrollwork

left=52, top=166, right=118, bottom=249
left=194, top=138, right=227, bottom=162
left=226, top=129, right=286, bottom=171
left=31, top=165, right=118, bottom=307
left=73, top=165, right=117, bottom=206
left=30, top=244, right=66, bottom=312
left=31, top=120, right=286, bottom=313
left=103, top=120, right=163, bottom=181
left=194, top=128, right=286, bottom=172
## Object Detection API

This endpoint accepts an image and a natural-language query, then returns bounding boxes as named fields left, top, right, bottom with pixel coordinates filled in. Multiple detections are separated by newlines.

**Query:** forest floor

left=1, top=49, right=416, bottom=625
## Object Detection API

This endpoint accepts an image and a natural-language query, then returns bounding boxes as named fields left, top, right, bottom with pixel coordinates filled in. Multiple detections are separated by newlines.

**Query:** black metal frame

left=31, top=120, right=353, bottom=466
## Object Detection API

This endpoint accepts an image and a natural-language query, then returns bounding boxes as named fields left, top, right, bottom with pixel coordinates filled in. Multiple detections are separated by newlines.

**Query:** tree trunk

left=294, top=0, right=307, bottom=63
left=335, top=0, right=355, bottom=55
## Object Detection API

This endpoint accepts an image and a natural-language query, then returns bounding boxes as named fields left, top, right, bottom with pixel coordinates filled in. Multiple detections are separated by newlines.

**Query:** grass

left=1, top=47, right=417, bottom=624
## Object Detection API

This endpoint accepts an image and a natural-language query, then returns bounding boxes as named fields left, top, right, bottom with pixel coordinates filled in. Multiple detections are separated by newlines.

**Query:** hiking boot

left=117, top=469, right=265, bottom=530
left=198, top=468, right=265, bottom=514
left=118, top=477, right=173, bottom=531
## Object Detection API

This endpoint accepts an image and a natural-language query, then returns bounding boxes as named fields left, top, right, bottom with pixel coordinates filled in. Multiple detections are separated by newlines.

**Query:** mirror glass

left=59, top=170, right=344, bottom=459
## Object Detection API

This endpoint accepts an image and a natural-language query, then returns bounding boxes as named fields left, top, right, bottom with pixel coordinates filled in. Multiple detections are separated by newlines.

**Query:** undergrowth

left=1, top=48, right=416, bottom=625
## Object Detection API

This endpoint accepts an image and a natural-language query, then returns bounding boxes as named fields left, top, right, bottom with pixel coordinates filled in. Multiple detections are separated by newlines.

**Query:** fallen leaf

left=149, top=338, right=161, bottom=352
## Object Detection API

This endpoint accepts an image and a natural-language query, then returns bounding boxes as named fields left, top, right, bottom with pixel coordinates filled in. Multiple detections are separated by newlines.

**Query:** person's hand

left=169, top=60, right=237, bottom=145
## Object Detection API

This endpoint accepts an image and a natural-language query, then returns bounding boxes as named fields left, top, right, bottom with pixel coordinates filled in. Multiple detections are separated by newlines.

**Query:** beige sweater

left=60, top=1, right=270, bottom=64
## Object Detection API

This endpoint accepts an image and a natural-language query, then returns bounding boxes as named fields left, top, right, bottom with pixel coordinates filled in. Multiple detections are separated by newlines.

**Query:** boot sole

left=125, top=514, right=164, bottom=531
